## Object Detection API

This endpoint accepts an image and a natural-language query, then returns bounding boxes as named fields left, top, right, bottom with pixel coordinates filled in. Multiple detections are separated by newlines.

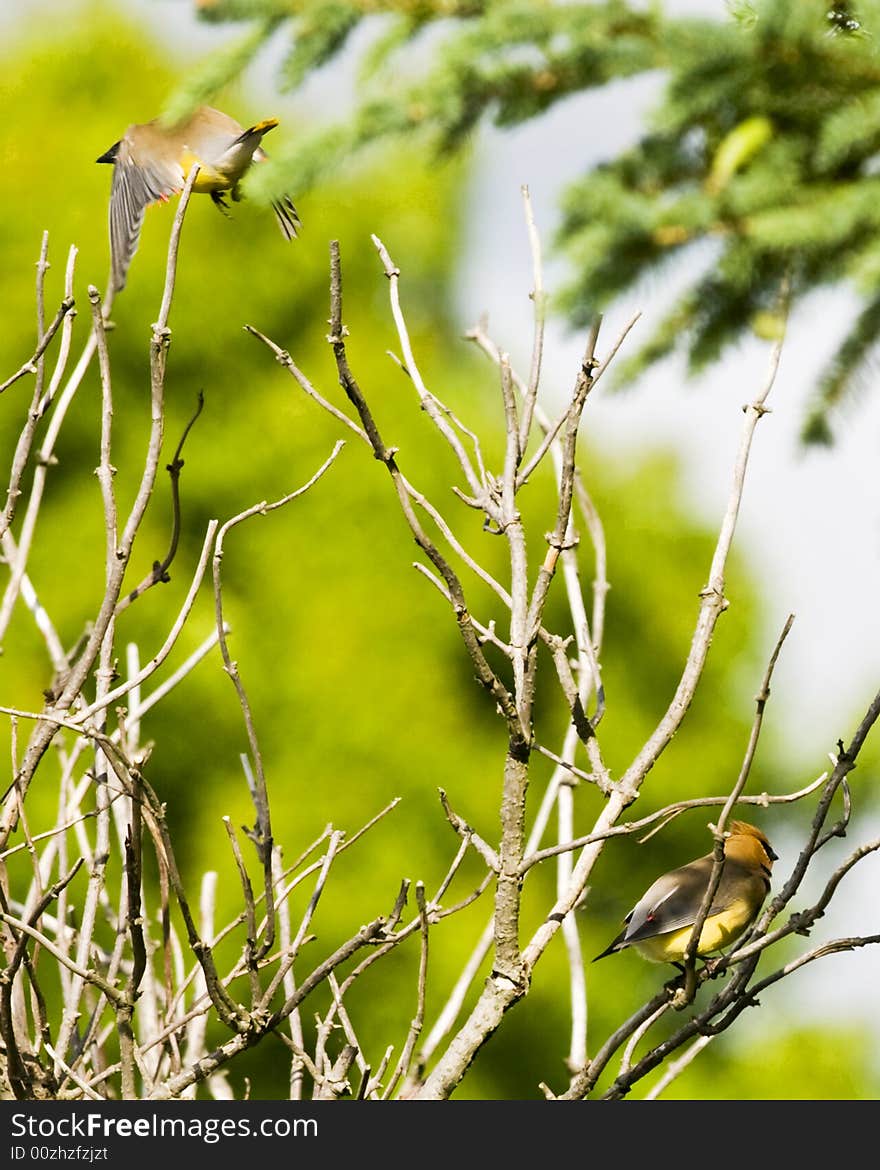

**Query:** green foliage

left=556, top=2, right=880, bottom=437
left=278, top=2, right=362, bottom=89
left=184, top=0, right=672, bottom=189
left=161, top=15, right=285, bottom=126
left=178, top=0, right=880, bottom=441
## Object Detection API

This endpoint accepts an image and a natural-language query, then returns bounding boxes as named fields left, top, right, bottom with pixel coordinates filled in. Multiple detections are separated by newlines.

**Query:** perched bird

left=96, top=105, right=301, bottom=292
left=593, top=820, right=777, bottom=967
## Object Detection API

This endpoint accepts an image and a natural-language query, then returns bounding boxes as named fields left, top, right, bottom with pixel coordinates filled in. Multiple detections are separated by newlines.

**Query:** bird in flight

left=97, top=105, right=301, bottom=292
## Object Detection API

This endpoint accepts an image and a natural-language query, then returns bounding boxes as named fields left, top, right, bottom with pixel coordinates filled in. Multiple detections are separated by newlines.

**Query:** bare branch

left=0, top=297, right=74, bottom=398
left=371, top=235, right=486, bottom=504
left=677, top=613, right=796, bottom=1002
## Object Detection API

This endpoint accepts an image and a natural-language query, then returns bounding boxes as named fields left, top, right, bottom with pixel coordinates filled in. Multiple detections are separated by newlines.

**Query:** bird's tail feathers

left=592, top=937, right=624, bottom=963
left=272, top=196, right=301, bottom=241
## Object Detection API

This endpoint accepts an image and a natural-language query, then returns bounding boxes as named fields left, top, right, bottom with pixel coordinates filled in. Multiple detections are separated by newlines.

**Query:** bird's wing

left=107, top=136, right=184, bottom=291
left=182, top=108, right=248, bottom=173
left=623, top=855, right=721, bottom=943
left=712, top=859, right=769, bottom=918
left=624, top=853, right=769, bottom=945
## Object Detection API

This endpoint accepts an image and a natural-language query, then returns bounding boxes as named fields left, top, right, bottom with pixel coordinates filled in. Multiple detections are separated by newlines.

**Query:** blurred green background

left=0, top=1, right=878, bottom=1100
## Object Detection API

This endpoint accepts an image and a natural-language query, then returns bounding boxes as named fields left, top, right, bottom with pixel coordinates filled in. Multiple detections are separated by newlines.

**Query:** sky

left=8, top=0, right=880, bottom=1063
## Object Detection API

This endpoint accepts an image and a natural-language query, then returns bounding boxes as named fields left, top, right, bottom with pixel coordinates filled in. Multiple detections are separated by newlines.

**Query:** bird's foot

left=701, top=956, right=726, bottom=979
left=211, top=191, right=232, bottom=218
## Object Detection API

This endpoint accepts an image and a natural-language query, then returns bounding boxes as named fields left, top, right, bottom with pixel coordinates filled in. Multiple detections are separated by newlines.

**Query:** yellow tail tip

left=253, top=117, right=279, bottom=134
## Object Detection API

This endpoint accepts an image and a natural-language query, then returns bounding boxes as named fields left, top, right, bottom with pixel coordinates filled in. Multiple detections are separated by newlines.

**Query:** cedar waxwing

left=593, top=820, right=777, bottom=966
left=96, top=106, right=301, bottom=292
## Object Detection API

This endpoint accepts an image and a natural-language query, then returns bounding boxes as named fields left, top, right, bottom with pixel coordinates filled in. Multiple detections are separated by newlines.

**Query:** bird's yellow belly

left=179, top=150, right=230, bottom=193
left=633, top=905, right=755, bottom=964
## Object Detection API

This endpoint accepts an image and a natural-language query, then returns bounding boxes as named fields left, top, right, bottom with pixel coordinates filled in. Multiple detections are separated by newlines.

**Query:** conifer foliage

left=191, top=0, right=880, bottom=440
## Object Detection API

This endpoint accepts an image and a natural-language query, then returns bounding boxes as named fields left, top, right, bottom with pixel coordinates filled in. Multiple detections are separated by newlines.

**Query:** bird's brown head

left=725, top=820, right=778, bottom=869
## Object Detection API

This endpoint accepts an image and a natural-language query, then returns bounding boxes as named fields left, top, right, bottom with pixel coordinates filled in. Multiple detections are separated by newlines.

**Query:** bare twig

left=0, top=167, right=200, bottom=843
left=371, top=235, right=486, bottom=505
left=677, top=613, right=795, bottom=1003
left=211, top=441, right=344, bottom=960
left=116, top=391, right=206, bottom=613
